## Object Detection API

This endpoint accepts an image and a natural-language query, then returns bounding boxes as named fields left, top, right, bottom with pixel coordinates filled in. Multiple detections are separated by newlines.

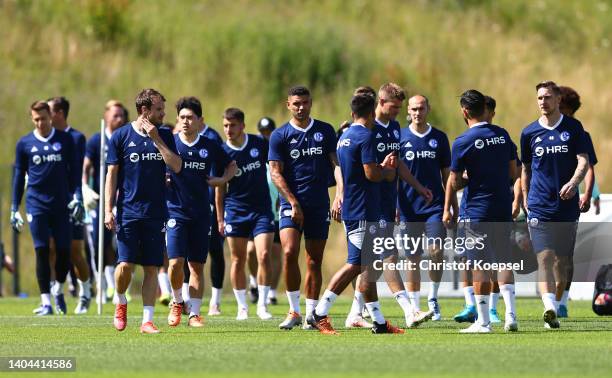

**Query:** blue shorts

left=344, top=220, right=367, bottom=266
left=463, top=221, right=512, bottom=265
left=116, top=219, right=165, bottom=266
left=279, top=205, right=330, bottom=240
left=527, top=216, right=578, bottom=257
left=400, top=212, right=446, bottom=256
left=166, top=217, right=210, bottom=263
left=224, top=206, right=274, bottom=238
left=27, top=210, right=72, bottom=250
left=210, top=206, right=224, bottom=252
left=72, top=224, right=84, bottom=241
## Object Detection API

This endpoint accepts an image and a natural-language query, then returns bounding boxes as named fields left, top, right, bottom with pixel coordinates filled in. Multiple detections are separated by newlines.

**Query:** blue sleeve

left=519, top=130, right=532, bottom=164
left=361, top=133, right=377, bottom=164
left=106, top=130, right=121, bottom=165
left=268, top=129, right=284, bottom=162
left=160, top=129, right=177, bottom=154
left=325, top=124, right=337, bottom=155
left=65, top=136, right=82, bottom=200
left=509, top=136, right=518, bottom=161
left=573, top=122, right=589, bottom=157
left=76, top=133, right=86, bottom=163
left=85, top=135, right=97, bottom=160
left=450, top=138, right=465, bottom=172
left=214, top=142, right=232, bottom=171
left=585, top=132, right=597, bottom=166
left=439, top=133, right=451, bottom=168
left=11, top=140, right=27, bottom=211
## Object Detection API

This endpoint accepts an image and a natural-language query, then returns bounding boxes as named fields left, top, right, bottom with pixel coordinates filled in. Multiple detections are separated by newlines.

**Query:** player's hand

left=331, top=195, right=342, bottom=222
left=290, top=202, right=304, bottom=229
left=559, top=182, right=578, bottom=200
left=68, top=199, right=85, bottom=225
left=417, top=185, right=433, bottom=204
left=442, top=209, right=454, bottom=229
left=82, top=185, right=99, bottom=211
left=207, top=176, right=227, bottom=187
left=381, top=152, right=398, bottom=169
left=104, top=210, right=115, bottom=231
left=141, top=118, right=159, bottom=140
left=218, top=219, right=225, bottom=237
left=10, top=211, right=24, bottom=233
left=594, top=197, right=601, bottom=215
left=579, top=194, right=591, bottom=213
left=512, top=200, right=521, bottom=219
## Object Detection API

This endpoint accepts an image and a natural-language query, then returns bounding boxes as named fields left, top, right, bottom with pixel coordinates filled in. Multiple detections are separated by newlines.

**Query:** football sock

left=189, top=298, right=202, bottom=317
left=475, top=295, right=490, bottom=325
left=233, top=289, right=248, bottom=311
left=428, top=282, right=440, bottom=301
left=142, top=306, right=154, bottom=325
left=490, top=292, right=499, bottom=311
left=500, top=284, right=516, bottom=316
left=315, top=290, right=337, bottom=317
left=365, top=301, right=385, bottom=324
left=408, top=291, right=421, bottom=312
left=393, top=290, right=412, bottom=316
left=257, top=285, right=270, bottom=308
left=464, top=286, right=475, bottom=306
left=286, top=290, right=301, bottom=314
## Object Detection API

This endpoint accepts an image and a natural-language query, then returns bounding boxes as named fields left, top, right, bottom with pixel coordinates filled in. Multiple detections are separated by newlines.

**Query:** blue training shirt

left=398, top=124, right=451, bottom=219
left=85, top=129, right=114, bottom=194
left=450, top=122, right=516, bottom=222
left=106, top=122, right=178, bottom=221
left=167, top=133, right=231, bottom=220
left=337, top=123, right=380, bottom=221
left=12, top=128, right=80, bottom=214
left=268, top=118, right=336, bottom=208
left=520, top=115, right=589, bottom=221
left=372, top=119, right=401, bottom=220
left=222, top=134, right=271, bottom=212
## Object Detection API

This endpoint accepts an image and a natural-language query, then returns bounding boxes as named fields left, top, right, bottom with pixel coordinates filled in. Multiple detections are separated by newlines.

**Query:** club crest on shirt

left=314, top=132, right=324, bottom=142
left=393, top=130, right=400, bottom=139
left=560, top=131, right=570, bottom=142
left=199, top=148, right=208, bottom=158
left=250, top=148, right=259, bottom=158
left=429, top=139, right=438, bottom=148
left=52, top=142, right=62, bottom=151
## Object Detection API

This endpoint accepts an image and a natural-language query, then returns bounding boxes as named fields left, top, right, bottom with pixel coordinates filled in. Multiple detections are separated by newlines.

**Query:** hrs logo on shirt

left=405, top=150, right=436, bottom=161
left=184, top=161, right=207, bottom=170
left=290, top=146, right=323, bottom=159
left=377, top=142, right=400, bottom=153
left=32, top=154, right=63, bottom=165
left=474, top=136, right=506, bottom=149
left=535, top=144, right=568, bottom=157
left=129, top=152, right=163, bottom=163
left=235, top=160, right=261, bottom=177
left=337, top=139, right=351, bottom=148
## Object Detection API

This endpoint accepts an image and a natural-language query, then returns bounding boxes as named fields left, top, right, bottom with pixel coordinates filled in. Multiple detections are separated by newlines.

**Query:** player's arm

left=10, top=141, right=27, bottom=232
left=513, top=175, right=522, bottom=219
left=329, top=152, right=343, bottom=222
left=443, top=171, right=461, bottom=228
left=521, top=163, right=531, bottom=212
left=579, top=164, right=595, bottom=212
left=559, top=153, right=589, bottom=200
left=215, top=185, right=226, bottom=236
left=207, top=160, right=237, bottom=187
left=104, top=164, right=119, bottom=230
left=364, top=152, right=396, bottom=182
left=81, top=156, right=100, bottom=211
left=269, top=160, right=304, bottom=227
left=441, top=167, right=457, bottom=221
left=397, top=159, right=432, bottom=202
left=142, top=119, right=182, bottom=173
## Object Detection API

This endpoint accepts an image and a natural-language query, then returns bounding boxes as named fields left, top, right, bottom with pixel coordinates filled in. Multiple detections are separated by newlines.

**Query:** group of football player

left=10, top=80, right=598, bottom=334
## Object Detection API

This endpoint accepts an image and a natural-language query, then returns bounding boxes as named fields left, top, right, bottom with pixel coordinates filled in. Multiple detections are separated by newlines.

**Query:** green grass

left=0, top=296, right=611, bottom=378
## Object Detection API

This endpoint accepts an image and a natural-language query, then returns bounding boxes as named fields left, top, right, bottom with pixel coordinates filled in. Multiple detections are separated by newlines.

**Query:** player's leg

left=50, top=211, right=73, bottom=315
left=139, top=219, right=166, bottom=334
left=227, top=236, right=250, bottom=320
left=29, top=213, right=54, bottom=315
left=166, top=219, right=187, bottom=326
left=70, top=231, right=92, bottom=314
left=113, top=220, right=138, bottom=331
left=359, top=261, right=404, bottom=334
left=246, top=240, right=259, bottom=304
left=187, top=261, right=205, bottom=327
left=302, top=207, right=330, bottom=328
left=157, top=254, right=172, bottom=306
left=489, top=273, right=501, bottom=323
left=253, top=232, right=274, bottom=319
left=556, top=222, right=577, bottom=318
left=531, top=220, right=561, bottom=328
left=425, top=218, right=445, bottom=321
left=267, top=221, right=282, bottom=305
left=345, top=274, right=371, bottom=328
left=207, top=214, right=225, bottom=316
left=278, top=227, right=303, bottom=329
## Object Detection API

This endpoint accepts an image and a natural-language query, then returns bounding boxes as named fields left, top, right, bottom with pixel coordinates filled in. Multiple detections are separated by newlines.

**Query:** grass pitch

left=0, top=296, right=611, bottom=378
